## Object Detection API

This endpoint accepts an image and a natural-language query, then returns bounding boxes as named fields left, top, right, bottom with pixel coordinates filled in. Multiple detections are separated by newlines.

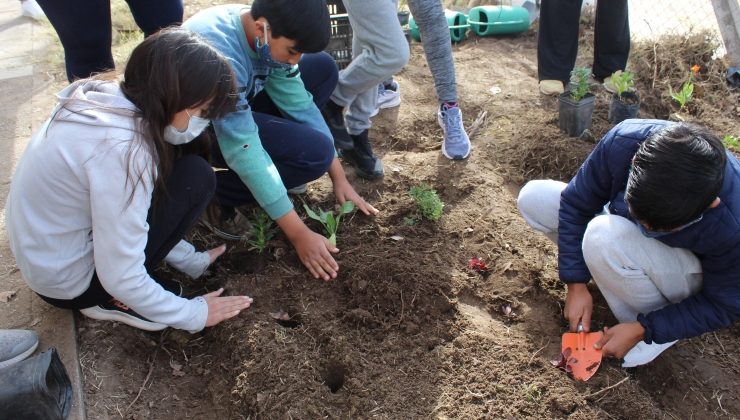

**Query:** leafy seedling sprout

left=246, top=208, right=276, bottom=254
left=668, top=80, right=693, bottom=111
left=723, top=135, right=739, bottom=150
left=611, top=70, right=635, bottom=97
left=303, top=201, right=356, bottom=246
left=410, top=184, right=444, bottom=221
left=569, top=67, right=592, bottom=101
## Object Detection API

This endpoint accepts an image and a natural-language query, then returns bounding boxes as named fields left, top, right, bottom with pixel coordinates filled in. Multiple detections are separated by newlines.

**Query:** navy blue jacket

left=559, top=119, right=740, bottom=344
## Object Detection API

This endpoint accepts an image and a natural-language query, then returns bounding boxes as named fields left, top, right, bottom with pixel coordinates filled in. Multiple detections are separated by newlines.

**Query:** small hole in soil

left=275, top=315, right=303, bottom=329
left=322, top=360, right=346, bottom=393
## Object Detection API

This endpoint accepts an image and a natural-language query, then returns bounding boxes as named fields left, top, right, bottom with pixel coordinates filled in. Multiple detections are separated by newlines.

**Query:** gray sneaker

left=438, top=103, right=471, bottom=160
left=0, top=329, right=39, bottom=369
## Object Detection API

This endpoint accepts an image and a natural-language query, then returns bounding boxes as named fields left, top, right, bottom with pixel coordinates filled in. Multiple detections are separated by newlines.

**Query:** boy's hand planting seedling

left=303, top=201, right=356, bottom=246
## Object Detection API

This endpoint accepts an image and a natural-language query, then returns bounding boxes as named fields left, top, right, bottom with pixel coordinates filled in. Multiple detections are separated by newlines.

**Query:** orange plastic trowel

left=560, top=325, right=604, bottom=381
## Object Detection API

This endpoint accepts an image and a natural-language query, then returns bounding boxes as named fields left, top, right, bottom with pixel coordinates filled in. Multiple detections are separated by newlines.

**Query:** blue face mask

left=255, top=21, right=293, bottom=71
left=637, top=214, right=704, bottom=238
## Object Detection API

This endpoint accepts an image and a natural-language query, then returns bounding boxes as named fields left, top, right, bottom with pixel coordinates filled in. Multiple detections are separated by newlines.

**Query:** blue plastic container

left=468, top=5, right=530, bottom=36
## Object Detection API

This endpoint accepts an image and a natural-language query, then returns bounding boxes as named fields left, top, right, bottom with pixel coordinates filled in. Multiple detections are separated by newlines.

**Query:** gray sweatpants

left=517, top=180, right=702, bottom=323
left=407, top=0, right=457, bottom=103
left=333, top=0, right=409, bottom=135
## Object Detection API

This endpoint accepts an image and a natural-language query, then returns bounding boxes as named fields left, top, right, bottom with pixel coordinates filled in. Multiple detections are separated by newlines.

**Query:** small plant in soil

left=246, top=208, right=276, bottom=254
left=612, top=70, right=635, bottom=97
left=608, top=70, right=640, bottom=124
left=723, top=135, right=739, bottom=150
left=409, top=183, right=444, bottom=221
left=668, top=79, right=694, bottom=112
left=303, top=201, right=356, bottom=246
left=568, top=67, right=591, bottom=101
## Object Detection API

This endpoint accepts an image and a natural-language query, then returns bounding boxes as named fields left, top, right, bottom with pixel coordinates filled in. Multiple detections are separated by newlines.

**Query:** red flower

left=468, top=257, right=489, bottom=273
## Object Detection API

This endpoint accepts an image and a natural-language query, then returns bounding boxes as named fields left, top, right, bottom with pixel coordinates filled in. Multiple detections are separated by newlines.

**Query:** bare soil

left=74, top=9, right=740, bottom=420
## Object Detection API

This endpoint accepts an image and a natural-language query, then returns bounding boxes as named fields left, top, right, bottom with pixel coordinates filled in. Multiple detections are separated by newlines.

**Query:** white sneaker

left=370, top=81, right=401, bottom=117
left=21, top=0, right=45, bottom=20
left=622, top=340, right=677, bottom=368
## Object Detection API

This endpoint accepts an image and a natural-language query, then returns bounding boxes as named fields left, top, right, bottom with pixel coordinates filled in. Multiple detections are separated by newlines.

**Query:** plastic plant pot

left=608, top=91, right=640, bottom=124
left=558, top=92, right=596, bottom=137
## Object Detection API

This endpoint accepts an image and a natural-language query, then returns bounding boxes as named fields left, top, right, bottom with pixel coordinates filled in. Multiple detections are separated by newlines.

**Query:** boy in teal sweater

left=185, top=0, right=378, bottom=281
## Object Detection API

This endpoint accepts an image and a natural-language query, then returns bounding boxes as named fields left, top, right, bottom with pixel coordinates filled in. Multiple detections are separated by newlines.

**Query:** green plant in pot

left=608, top=70, right=640, bottom=124
left=558, top=67, right=596, bottom=137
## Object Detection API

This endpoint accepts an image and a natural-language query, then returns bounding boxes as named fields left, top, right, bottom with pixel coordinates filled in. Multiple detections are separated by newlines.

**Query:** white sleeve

left=86, top=146, right=208, bottom=332
left=165, top=240, right=211, bottom=279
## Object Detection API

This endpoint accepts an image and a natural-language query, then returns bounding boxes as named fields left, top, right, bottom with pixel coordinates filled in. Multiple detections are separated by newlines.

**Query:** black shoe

left=320, top=99, right=354, bottom=150
left=79, top=299, right=167, bottom=331
left=338, top=129, right=384, bottom=180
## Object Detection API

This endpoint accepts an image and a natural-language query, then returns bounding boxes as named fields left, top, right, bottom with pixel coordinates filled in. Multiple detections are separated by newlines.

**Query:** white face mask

left=163, top=110, right=211, bottom=145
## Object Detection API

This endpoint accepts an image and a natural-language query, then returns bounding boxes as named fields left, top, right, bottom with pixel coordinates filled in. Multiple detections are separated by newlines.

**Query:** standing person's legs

left=592, top=0, right=630, bottom=80
left=407, top=0, right=456, bottom=103
left=334, top=0, right=409, bottom=134
left=537, top=0, right=582, bottom=84
left=35, top=0, right=113, bottom=82
left=125, top=0, right=184, bottom=36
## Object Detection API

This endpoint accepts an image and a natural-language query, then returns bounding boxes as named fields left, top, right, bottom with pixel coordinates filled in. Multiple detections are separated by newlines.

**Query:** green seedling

left=723, top=135, right=739, bottom=150
left=611, top=70, right=635, bottom=97
left=410, top=184, right=444, bottom=221
left=668, top=80, right=694, bottom=111
left=247, top=209, right=276, bottom=254
left=303, top=201, right=356, bottom=246
left=569, top=67, right=592, bottom=101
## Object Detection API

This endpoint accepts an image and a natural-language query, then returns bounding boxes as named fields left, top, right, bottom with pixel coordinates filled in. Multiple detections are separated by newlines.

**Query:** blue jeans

left=213, top=52, right=338, bottom=208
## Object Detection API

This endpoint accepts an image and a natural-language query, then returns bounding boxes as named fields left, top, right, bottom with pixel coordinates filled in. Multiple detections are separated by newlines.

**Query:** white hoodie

left=6, top=80, right=209, bottom=332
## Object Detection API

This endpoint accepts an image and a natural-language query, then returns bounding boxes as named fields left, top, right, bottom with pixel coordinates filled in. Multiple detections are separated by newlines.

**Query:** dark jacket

left=558, top=119, right=740, bottom=344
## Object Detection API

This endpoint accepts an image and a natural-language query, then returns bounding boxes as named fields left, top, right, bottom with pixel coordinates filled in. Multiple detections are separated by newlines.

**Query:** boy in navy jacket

left=518, top=119, right=739, bottom=366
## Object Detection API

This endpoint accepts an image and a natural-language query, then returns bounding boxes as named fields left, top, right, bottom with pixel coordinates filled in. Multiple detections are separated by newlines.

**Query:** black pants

left=38, top=155, right=215, bottom=310
left=36, top=0, right=183, bottom=82
left=212, top=52, right=338, bottom=208
left=537, top=0, right=630, bottom=83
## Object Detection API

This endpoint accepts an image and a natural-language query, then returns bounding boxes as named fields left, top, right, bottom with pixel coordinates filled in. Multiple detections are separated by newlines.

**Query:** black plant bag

left=0, top=347, right=73, bottom=419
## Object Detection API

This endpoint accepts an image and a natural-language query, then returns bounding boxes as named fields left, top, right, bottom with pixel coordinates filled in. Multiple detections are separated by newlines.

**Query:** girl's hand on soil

left=593, top=322, right=645, bottom=359
left=564, top=283, right=593, bottom=332
left=207, top=244, right=226, bottom=264
left=202, top=288, right=253, bottom=327
left=333, top=178, right=379, bottom=216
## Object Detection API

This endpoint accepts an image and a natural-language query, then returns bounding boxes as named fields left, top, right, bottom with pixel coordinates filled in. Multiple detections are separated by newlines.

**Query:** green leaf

left=303, top=204, right=322, bottom=222
left=339, top=200, right=356, bottom=214
left=325, top=213, right=336, bottom=234
left=328, top=233, right=337, bottom=246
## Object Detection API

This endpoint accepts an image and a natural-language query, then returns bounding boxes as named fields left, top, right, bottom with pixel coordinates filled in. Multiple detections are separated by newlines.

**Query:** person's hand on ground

left=202, top=288, right=253, bottom=327
left=207, top=244, right=226, bottom=264
left=594, top=322, right=645, bottom=358
left=292, top=229, right=339, bottom=281
left=333, top=179, right=379, bottom=216
left=564, top=283, right=593, bottom=332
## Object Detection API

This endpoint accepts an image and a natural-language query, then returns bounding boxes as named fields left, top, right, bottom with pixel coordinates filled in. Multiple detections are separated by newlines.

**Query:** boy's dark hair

left=251, top=0, right=330, bottom=52
left=626, top=123, right=726, bottom=231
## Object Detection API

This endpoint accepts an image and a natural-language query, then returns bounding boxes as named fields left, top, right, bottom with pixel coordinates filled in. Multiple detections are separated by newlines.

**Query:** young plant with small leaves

left=247, top=209, right=276, bottom=254
left=569, top=67, right=592, bottom=101
left=410, top=184, right=444, bottom=221
left=611, top=70, right=635, bottom=97
left=303, top=201, right=356, bottom=246
left=668, top=80, right=694, bottom=111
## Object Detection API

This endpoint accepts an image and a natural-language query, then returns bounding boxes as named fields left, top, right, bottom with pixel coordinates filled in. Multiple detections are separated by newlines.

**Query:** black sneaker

left=79, top=299, right=167, bottom=331
left=320, top=99, right=354, bottom=151
left=338, top=129, right=384, bottom=180
left=200, top=204, right=252, bottom=241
